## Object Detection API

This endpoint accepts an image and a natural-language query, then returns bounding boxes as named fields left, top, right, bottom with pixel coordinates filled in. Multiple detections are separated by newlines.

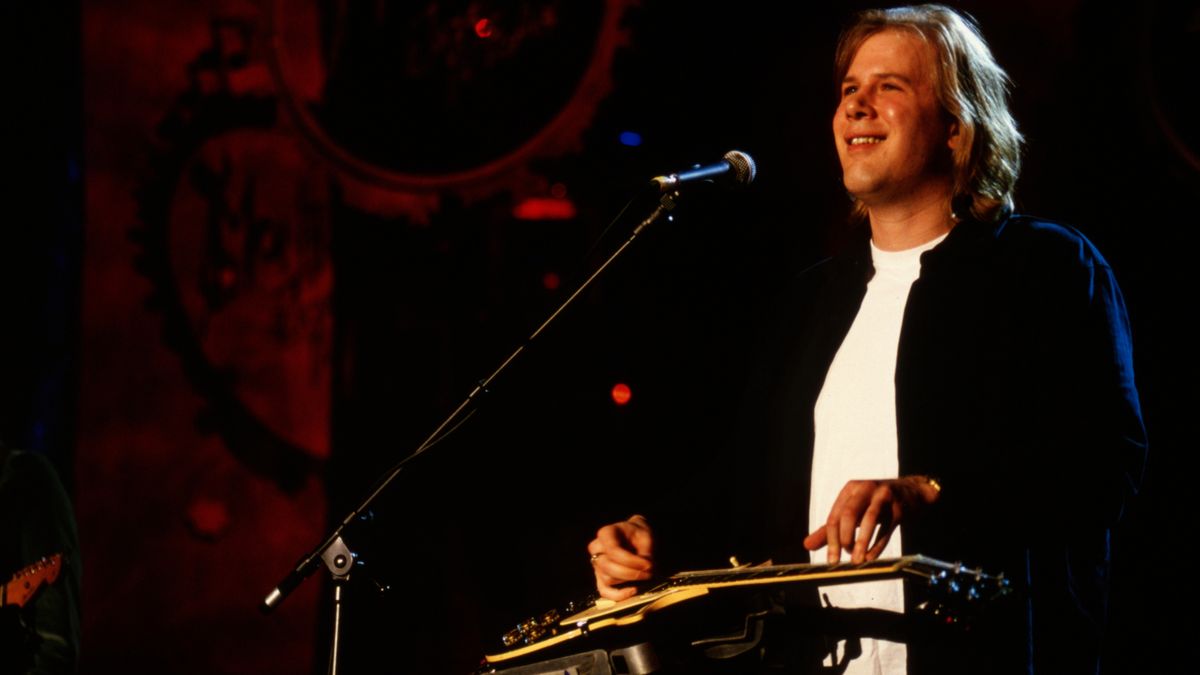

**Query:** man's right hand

left=587, top=514, right=654, bottom=601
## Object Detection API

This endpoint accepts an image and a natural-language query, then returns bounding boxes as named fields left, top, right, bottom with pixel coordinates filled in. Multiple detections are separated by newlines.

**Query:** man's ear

left=947, top=118, right=962, bottom=151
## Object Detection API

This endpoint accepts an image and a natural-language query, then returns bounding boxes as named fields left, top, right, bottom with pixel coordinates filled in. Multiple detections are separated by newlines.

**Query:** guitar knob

left=500, top=610, right=562, bottom=647
left=501, top=619, right=536, bottom=647
left=564, top=597, right=591, bottom=614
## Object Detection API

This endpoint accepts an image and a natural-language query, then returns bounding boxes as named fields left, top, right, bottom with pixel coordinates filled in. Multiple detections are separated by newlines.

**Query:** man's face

left=833, top=29, right=959, bottom=208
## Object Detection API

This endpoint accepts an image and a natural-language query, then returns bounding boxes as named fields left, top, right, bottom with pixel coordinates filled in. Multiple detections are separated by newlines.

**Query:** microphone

left=651, top=150, right=756, bottom=192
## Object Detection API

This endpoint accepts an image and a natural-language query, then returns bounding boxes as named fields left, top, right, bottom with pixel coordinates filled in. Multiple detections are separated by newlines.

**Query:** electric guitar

left=1, top=554, right=63, bottom=609
left=485, top=555, right=1009, bottom=666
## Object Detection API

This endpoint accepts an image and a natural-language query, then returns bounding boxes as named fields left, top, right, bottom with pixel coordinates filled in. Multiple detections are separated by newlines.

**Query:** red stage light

left=542, top=271, right=561, bottom=291
left=513, top=197, right=577, bottom=221
left=611, top=383, right=632, bottom=406
left=475, top=19, right=494, bottom=38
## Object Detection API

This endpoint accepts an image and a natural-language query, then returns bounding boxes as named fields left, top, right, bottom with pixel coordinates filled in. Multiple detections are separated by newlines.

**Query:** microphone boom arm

left=259, top=188, right=682, bottom=674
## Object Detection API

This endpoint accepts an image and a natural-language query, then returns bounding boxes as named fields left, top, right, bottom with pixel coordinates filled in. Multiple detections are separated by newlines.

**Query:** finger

left=852, top=488, right=889, bottom=564
left=597, top=528, right=653, bottom=571
left=587, top=538, right=605, bottom=557
left=597, top=581, right=639, bottom=602
left=587, top=537, right=614, bottom=571
left=594, top=556, right=653, bottom=584
left=595, top=522, right=644, bottom=555
left=624, top=516, right=654, bottom=557
left=627, top=514, right=650, bottom=529
left=594, top=568, right=629, bottom=588
left=865, top=501, right=900, bottom=561
left=826, top=518, right=843, bottom=564
left=865, top=528, right=892, bottom=561
left=598, top=542, right=652, bottom=573
left=594, top=561, right=649, bottom=601
left=803, top=527, right=827, bottom=551
left=835, top=506, right=861, bottom=564
left=604, top=535, right=652, bottom=566
left=618, top=524, right=654, bottom=559
left=595, top=523, right=625, bottom=548
left=824, top=480, right=867, bottom=564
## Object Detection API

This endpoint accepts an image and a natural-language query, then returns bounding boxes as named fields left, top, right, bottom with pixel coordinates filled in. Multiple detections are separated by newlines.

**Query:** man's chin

left=840, top=169, right=887, bottom=201
left=842, top=183, right=886, bottom=205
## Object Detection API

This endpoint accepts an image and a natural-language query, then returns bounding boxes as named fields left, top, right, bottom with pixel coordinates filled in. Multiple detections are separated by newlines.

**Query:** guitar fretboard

left=653, top=554, right=983, bottom=592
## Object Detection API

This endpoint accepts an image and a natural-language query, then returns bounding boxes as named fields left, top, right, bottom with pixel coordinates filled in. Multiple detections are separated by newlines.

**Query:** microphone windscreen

left=723, top=150, right=757, bottom=187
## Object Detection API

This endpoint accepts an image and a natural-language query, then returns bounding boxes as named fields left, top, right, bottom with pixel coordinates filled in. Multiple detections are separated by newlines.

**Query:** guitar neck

left=662, top=555, right=971, bottom=589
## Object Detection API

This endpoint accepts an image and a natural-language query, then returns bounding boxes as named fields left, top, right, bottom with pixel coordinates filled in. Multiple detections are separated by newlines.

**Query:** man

left=0, top=442, right=82, bottom=674
left=588, top=5, right=1145, bottom=674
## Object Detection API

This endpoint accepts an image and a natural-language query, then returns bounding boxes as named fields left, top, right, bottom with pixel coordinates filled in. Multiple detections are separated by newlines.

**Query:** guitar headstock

left=5, top=554, right=64, bottom=608
left=913, top=560, right=1012, bottom=626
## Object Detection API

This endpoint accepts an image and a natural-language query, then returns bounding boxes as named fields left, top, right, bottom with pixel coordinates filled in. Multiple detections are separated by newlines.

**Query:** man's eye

left=842, top=86, right=858, bottom=97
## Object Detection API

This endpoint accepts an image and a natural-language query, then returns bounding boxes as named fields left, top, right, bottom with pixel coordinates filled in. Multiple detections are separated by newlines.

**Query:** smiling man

left=589, top=5, right=1145, bottom=674
left=833, top=29, right=961, bottom=249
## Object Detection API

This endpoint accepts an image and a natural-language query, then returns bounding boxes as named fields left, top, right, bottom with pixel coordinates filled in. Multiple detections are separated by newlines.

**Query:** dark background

left=2, top=1, right=1194, bottom=673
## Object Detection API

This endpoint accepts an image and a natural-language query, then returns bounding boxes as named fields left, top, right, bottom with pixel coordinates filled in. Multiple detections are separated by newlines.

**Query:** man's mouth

left=849, top=136, right=885, bottom=145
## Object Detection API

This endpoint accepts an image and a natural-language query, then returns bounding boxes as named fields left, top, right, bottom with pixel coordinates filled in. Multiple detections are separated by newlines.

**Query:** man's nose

left=845, top=91, right=873, bottom=118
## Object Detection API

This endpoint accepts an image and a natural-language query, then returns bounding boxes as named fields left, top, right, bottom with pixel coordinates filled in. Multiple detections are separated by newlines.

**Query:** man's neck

left=865, top=189, right=955, bottom=251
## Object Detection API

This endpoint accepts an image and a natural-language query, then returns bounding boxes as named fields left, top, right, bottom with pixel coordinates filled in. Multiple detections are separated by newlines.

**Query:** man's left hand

left=803, top=476, right=941, bottom=565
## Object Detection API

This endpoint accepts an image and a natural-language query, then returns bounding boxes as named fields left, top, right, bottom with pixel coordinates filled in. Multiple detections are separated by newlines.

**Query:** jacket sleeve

left=1027, top=245, right=1146, bottom=531
left=917, top=227, right=1147, bottom=552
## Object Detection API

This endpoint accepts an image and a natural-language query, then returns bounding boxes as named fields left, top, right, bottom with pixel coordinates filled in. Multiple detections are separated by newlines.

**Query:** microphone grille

left=723, top=150, right=757, bottom=186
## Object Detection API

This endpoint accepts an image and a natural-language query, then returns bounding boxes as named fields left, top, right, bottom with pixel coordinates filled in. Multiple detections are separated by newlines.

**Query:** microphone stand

left=261, top=188, right=681, bottom=675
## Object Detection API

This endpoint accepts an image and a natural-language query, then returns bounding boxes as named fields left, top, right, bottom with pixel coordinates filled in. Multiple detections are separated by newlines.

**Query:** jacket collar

left=841, top=209, right=1012, bottom=278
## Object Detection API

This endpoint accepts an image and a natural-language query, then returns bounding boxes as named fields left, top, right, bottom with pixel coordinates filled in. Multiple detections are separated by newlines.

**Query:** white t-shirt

left=808, top=232, right=945, bottom=674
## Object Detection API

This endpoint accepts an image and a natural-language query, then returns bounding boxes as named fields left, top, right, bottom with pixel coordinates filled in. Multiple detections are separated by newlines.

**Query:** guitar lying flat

left=1, top=554, right=63, bottom=609
left=486, top=555, right=1009, bottom=666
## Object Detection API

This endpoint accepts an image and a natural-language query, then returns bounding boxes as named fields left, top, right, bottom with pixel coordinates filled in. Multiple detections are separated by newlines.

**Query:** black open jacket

left=659, top=213, right=1147, bottom=674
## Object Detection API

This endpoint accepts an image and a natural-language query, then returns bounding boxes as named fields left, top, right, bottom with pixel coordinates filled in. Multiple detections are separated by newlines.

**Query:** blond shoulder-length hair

left=835, top=4, right=1023, bottom=222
